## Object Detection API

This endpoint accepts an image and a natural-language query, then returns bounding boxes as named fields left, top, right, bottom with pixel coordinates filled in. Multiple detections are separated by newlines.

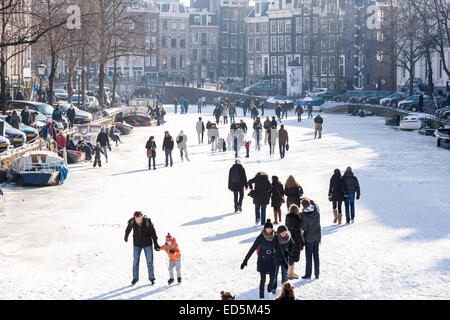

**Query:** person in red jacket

left=160, top=233, right=181, bottom=285
left=55, top=131, right=66, bottom=150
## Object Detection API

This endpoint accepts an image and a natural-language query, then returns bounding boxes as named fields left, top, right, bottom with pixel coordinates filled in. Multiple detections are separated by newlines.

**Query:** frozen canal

left=1, top=105, right=449, bottom=300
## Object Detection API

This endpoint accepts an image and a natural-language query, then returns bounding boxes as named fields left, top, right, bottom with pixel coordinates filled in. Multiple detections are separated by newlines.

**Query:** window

left=210, top=34, right=215, bottom=45
left=271, top=36, right=277, bottom=52
left=170, top=56, right=176, bottom=69
left=313, top=17, right=318, bottom=33
left=271, top=56, right=278, bottom=75
left=262, top=22, right=268, bottom=33
left=223, top=10, right=229, bottom=19
left=180, top=55, right=184, bottom=69
left=180, top=22, right=186, bottom=31
left=339, top=55, right=345, bottom=77
left=194, top=15, right=200, bottom=23
left=262, top=38, right=269, bottom=52
left=278, top=36, right=285, bottom=51
left=230, top=36, right=237, bottom=48
left=162, top=36, right=168, bottom=48
left=249, top=58, right=254, bottom=75
left=193, top=32, right=199, bottom=44
left=285, top=36, right=291, bottom=51
left=130, top=20, right=135, bottom=30
left=321, top=57, right=328, bottom=75
left=328, top=4, right=336, bottom=13
left=311, top=56, right=317, bottom=75
left=222, top=37, right=229, bottom=48
left=145, top=36, right=150, bottom=49
left=278, top=56, right=285, bottom=74
left=376, top=51, right=383, bottom=62
left=171, top=21, right=177, bottom=31
left=285, top=20, right=291, bottom=33
left=248, top=23, right=254, bottom=33
left=193, top=49, right=198, bottom=62
left=303, top=56, right=310, bottom=75
left=376, top=31, right=384, bottom=42
left=296, top=36, right=302, bottom=51
left=321, top=20, right=327, bottom=33
left=162, top=19, right=167, bottom=31
left=270, top=21, right=277, bottom=33
left=180, top=39, right=186, bottom=48
left=248, top=38, right=254, bottom=52
left=151, top=20, right=157, bottom=32
left=151, top=56, right=156, bottom=67
left=223, top=22, right=229, bottom=32
left=255, top=23, right=260, bottom=33
left=151, top=36, right=156, bottom=45
left=278, top=20, right=284, bottom=33
left=329, top=36, right=336, bottom=51
left=296, top=18, right=302, bottom=33
left=201, top=33, right=207, bottom=45
left=171, top=38, right=177, bottom=48
left=303, top=36, right=309, bottom=52
left=146, top=19, right=151, bottom=32
left=304, top=18, right=310, bottom=33
left=256, top=57, right=262, bottom=74
left=255, top=38, right=261, bottom=52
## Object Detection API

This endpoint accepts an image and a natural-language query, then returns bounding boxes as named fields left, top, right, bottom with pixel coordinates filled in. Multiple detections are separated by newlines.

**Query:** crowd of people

left=225, top=159, right=361, bottom=299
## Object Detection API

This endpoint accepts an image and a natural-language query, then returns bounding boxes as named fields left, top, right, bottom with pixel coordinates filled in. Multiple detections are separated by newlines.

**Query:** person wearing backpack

left=124, top=211, right=160, bottom=286
left=228, top=160, right=248, bottom=213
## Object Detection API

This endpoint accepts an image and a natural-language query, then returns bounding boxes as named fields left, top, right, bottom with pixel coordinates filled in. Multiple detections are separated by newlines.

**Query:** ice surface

left=1, top=105, right=449, bottom=300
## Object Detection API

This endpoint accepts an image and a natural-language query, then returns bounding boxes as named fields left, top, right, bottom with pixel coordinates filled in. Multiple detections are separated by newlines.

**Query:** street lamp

left=37, top=63, right=46, bottom=102
left=76, top=66, right=83, bottom=109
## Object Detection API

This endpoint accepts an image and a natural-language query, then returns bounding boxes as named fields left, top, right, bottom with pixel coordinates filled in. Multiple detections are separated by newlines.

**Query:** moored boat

left=9, top=151, right=68, bottom=186
left=399, top=116, right=423, bottom=130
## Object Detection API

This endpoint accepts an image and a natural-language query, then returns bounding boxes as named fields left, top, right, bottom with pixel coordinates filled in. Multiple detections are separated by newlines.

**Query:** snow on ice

left=0, top=105, right=449, bottom=300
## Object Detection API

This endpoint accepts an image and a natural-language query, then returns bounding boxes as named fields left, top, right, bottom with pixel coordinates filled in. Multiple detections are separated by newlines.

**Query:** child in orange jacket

left=160, top=233, right=182, bottom=285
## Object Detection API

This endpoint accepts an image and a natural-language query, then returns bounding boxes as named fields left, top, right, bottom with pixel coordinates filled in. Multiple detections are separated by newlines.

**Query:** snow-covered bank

left=0, top=106, right=448, bottom=300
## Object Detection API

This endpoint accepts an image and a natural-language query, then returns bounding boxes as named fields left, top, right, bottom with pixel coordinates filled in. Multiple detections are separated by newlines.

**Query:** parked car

left=54, top=89, right=68, bottom=101
left=3, top=121, right=26, bottom=147
left=348, top=91, right=374, bottom=103
left=380, top=93, right=409, bottom=107
left=1, top=114, right=40, bottom=142
left=398, top=94, right=431, bottom=111
left=0, top=135, right=11, bottom=152
left=306, top=88, right=327, bottom=97
left=334, top=91, right=362, bottom=102
left=363, top=92, right=392, bottom=104
left=435, top=106, right=450, bottom=118
left=440, top=109, right=450, bottom=120
left=243, top=83, right=278, bottom=96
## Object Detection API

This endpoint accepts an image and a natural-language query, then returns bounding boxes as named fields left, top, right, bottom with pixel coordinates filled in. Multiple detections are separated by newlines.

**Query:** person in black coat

left=284, top=175, right=303, bottom=210
left=300, top=198, right=321, bottom=280
left=162, top=131, right=174, bottom=167
left=273, top=225, right=295, bottom=293
left=240, top=219, right=287, bottom=299
left=270, top=176, right=284, bottom=225
left=124, top=211, right=160, bottom=285
left=228, top=160, right=248, bottom=213
left=145, top=136, right=157, bottom=170
left=285, top=204, right=304, bottom=279
left=328, top=169, right=346, bottom=225
left=66, top=104, right=76, bottom=129
left=10, top=111, right=20, bottom=129
left=248, top=172, right=273, bottom=226
left=96, top=128, right=110, bottom=163
left=93, top=142, right=105, bottom=168
left=20, top=106, right=31, bottom=126
left=341, top=167, right=361, bottom=224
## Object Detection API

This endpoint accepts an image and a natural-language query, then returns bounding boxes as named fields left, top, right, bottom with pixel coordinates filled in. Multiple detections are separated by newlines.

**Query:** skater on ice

left=240, top=219, right=287, bottom=299
left=248, top=172, right=272, bottom=226
left=285, top=204, right=304, bottom=280
left=341, top=167, right=361, bottom=224
left=328, top=169, right=346, bottom=224
left=160, top=233, right=182, bottom=285
left=300, top=198, right=321, bottom=280
left=228, top=160, right=248, bottom=213
left=124, top=211, right=160, bottom=286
